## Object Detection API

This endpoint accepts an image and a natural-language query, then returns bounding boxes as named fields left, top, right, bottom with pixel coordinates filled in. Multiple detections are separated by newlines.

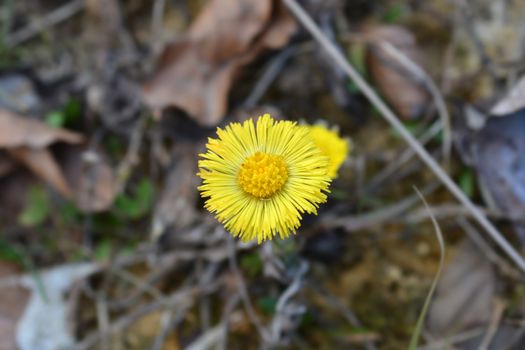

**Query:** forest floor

left=1, top=0, right=525, bottom=349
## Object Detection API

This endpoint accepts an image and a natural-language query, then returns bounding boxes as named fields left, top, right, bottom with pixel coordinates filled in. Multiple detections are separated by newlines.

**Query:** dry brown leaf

left=141, top=0, right=296, bottom=126
left=0, top=109, right=83, bottom=148
left=0, top=109, right=84, bottom=199
left=0, top=262, right=29, bottom=350
left=365, top=25, right=430, bottom=120
left=491, top=76, right=525, bottom=116
left=9, top=147, right=72, bottom=199
left=59, top=145, right=116, bottom=213
left=428, top=239, right=495, bottom=337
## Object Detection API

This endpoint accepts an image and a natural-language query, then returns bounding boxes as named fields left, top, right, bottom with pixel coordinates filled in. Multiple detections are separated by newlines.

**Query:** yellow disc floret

left=238, top=152, right=288, bottom=199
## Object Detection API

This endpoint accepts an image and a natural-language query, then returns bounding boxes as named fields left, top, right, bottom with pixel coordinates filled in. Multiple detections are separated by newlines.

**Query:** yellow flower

left=307, top=123, right=349, bottom=178
left=198, top=114, right=331, bottom=243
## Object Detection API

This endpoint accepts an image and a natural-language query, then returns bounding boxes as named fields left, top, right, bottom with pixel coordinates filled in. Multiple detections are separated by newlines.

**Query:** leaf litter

left=142, top=0, right=296, bottom=125
left=365, top=25, right=431, bottom=120
left=2, top=0, right=525, bottom=349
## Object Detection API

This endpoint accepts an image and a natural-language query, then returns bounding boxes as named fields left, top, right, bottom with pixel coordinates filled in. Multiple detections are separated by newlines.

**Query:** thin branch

left=74, top=284, right=217, bottom=350
left=282, top=0, right=525, bottom=274
left=323, top=182, right=439, bottom=231
left=5, top=0, right=85, bottom=47
left=150, top=0, right=167, bottom=55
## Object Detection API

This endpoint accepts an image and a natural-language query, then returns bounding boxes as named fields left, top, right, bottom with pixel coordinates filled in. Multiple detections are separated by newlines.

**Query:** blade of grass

left=283, top=0, right=525, bottom=274
left=408, top=187, right=445, bottom=350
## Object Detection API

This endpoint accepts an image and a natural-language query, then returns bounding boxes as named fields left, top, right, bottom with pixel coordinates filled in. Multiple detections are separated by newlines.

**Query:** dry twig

left=5, top=0, right=85, bottom=47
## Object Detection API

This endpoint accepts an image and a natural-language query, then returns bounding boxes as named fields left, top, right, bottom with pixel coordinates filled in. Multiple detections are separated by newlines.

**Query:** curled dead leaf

left=0, top=109, right=84, bottom=199
left=0, top=109, right=83, bottom=148
left=456, top=107, right=525, bottom=244
left=8, top=147, right=72, bottom=199
left=365, top=25, right=430, bottom=120
left=428, top=239, right=495, bottom=337
left=141, top=0, right=296, bottom=126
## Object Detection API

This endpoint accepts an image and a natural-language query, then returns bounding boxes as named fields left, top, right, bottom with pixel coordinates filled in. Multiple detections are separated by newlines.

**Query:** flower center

left=238, top=152, right=288, bottom=199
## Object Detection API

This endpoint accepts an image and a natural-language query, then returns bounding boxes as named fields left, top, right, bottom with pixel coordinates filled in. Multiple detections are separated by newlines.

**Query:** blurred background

left=1, top=0, right=525, bottom=349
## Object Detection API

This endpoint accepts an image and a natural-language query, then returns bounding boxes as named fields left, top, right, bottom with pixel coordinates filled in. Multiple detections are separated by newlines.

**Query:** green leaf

left=114, top=178, right=154, bottom=219
left=459, top=169, right=475, bottom=198
left=58, top=201, right=81, bottom=225
left=106, top=136, right=125, bottom=156
left=240, top=253, right=262, bottom=277
left=349, top=43, right=367, bottom=75
left=0, top=240, right=23, bottom=263
left=44, top=98, right=82, bottom=128
left=347, top=44, right=367, bottom=93
left=382, top=4, right=406, bottom=24
left=18, top=186, right=50, bottom=227
left=63, top=98, right=82, bottom=123
left=95, top=239, right=112, bottom=262
left=258, top=296, right=277, bottom=315
left=45, top=111, right=66, bottom=127
left=390, top=121, right=421, bottom=138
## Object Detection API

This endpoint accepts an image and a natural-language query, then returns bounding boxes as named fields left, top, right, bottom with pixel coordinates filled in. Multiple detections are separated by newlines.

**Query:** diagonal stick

left=282, top=0, right=525, bottom=273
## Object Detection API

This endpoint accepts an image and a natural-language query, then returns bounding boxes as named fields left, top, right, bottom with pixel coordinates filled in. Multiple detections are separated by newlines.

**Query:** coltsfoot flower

left=307, top=122, right=350, bottom=178
left=198, top=114, right=331, bottom=243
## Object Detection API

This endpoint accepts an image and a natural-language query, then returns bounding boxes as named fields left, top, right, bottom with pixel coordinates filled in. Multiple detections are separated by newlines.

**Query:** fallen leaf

left=58, top=145, right=116, bottom=213
left=17, top=263, right=97, bottom=350
left=365, top=25, right=430, bottom=120
left=428, top=239, right=495, bottom=336
left=0, top=109, right=83, bottom=148
left=9, top=147, right=72, bottom=199
left=456, top=107, right=525, bottom=243
left=0, top=109, right=84, bottom=198
left=0, top=262, right=29, bottom=350
left=491, top=76, right=525, bottom=116
left=141, top=0, right=296, bottom=126
left=459, top=324, right=525, bottom=350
